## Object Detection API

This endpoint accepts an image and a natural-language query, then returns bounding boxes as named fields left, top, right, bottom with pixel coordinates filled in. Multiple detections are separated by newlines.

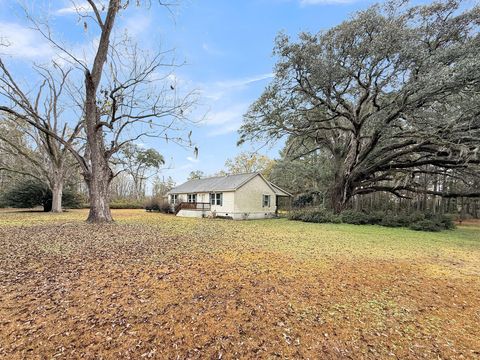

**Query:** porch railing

left=174, top=202, right=211, bottom=214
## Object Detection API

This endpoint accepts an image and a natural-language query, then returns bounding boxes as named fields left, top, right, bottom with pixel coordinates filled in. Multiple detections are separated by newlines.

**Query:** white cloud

left=170, top=72, right=271, bottom=137
left=214, top=73, right=274, bottom=89
left=197, top=72, right=273, bottom=102
left=0, top=19, right=101, bottom=67
left=0, top=22, right=56, bottom=60
left=204, top=103, right=250, bottom=136
left=122, top=12, right=152, bottom=37
left=57, top=1, right=105, bottom=15
left=186, top=156, right=199, bottom=163
left=189, top=72, right=274, bottom=137
left=201, top=42, right=224, bottom=56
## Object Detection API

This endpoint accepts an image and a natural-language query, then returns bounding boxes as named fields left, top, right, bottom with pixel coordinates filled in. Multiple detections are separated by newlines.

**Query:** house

left=167, top=172, right=292, bottom=220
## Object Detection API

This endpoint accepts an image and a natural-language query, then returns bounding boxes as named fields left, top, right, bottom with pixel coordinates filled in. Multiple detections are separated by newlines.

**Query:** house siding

left=210, top=191, right=235, bottom=216
left=171, top=191, right=236, bottom=218
left=170, top=174, right=283, bottom=220
left=233, top=175, right=276, bottom=219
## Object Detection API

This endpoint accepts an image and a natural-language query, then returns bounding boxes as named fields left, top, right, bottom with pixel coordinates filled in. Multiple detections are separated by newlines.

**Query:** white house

left=167, top=172, right=292, bottom=220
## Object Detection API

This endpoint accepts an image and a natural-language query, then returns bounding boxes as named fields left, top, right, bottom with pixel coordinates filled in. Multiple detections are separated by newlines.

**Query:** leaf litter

left=0, top=209, right=479, bottom=359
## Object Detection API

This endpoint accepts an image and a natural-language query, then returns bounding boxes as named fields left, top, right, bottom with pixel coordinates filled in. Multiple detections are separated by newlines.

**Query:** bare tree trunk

left=84, top=143, right=113, bottom=222
left=85, top=171, right=113, bottom=223
left=84, top=130, right=114, bottom=223
left=50, top=166, right=64, bottom=213
left=84, top=73, right=114, bottom=223
left=431, top=174, right=438, bottom=214
left=133, top=178, right=143, bottom=200
left=82, top=0, right=120, bottom=223
left=51, top=182, right=63, bottom=213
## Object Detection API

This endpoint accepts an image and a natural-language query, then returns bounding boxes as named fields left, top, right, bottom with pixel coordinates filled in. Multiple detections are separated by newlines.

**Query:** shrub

left=340, top=210, right=370, bottom=225
left=145, top=197, right=171, bottom=213
left=436, top=214, right=455, bottom=230
left=379, top=214, right=403, bottom=227
left=409, top=219, right=443, bottom=232
left=378, top=213, right=420, bottom=228
left=144, top=202, right=158, bottom=212
left=287, top=208, right=341, bottom=223
left=292, top=193, right=314, bottom=208
left=405, top=213, right=454, bottom=232
left=301, top=210, right=330, bottom=223
left=365, top=211, right=385, bottom=225
left=288, top=207, right=454, bottom=232
left=406, top=212, right=426, bottom=224
left=288, top=208, right=341, bottom=224
left=2, top=179, right=81, bottom=211
left=158, top=201, right=171, bottom=213
left=109, top=198, right=145, bottom=209
left=287, top=209, right=307, bottom=220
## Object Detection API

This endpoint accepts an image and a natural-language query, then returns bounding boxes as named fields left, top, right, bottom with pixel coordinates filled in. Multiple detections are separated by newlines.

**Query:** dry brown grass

left=0, top=209, right=479, bottom=359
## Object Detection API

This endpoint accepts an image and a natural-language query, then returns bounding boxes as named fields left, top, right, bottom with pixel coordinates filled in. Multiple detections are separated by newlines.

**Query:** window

left=171, top=194, right=177, bottom=204
left=187, top=194, right=197, bottom=203
left=210, top=193, right=223, bottom=206
left=263, top=194, right=271, bottom=207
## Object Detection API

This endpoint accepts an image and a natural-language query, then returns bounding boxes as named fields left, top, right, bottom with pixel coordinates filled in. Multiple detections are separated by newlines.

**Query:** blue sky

left=0, top=0, right=377, bottom=185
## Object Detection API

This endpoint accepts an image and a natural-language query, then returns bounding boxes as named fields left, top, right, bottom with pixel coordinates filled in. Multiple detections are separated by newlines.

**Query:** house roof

left=269, top=181, right=293, bottom=197
left=168, top=173, right=258, bottom=194
left=168, top=172, right=292, bottom=196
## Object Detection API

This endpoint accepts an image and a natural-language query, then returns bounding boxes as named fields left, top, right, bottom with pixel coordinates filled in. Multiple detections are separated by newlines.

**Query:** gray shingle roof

left=168, top=173, right=258, bottom=194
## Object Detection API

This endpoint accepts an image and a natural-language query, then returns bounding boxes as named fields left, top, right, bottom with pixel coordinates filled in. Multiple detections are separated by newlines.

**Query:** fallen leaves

left=0, top=209, right=479, bottom=358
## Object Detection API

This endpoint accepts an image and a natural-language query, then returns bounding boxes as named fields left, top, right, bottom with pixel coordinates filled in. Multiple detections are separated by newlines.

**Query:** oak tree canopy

left=239, top=0, right=480, bottom=212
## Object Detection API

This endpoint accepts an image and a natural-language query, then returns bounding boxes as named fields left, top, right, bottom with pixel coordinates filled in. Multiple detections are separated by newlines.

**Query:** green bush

left=328, top=213, right=343, bottom=224
left=288, top=208, right=455, bottom=232
left=292, top=193, right=314, bottom=208
left=406, top=212, right=426, bottom=224
left=2, top=179, right=81, bottom=211
left=436, top=214, right=455, bottom=230
left=379, top=214, right=403, bottom=227
left=145, top=197, right=171, bottom=213
left=406, top=213, right=455, bottom=232
left=365, top=211, right=385, bottom=225
left=287, top=209, right=306, bottom=221
left=340, top=210, right=370, bottom=225
left=378, top=212, right=423, bottom=228
left=109, top=198, right=145, bottom=209
left=409, top=219, right=443, bottom=232
left=304, top=210, right=338, bottom=223
left=288, top=208, right=340, bottom=223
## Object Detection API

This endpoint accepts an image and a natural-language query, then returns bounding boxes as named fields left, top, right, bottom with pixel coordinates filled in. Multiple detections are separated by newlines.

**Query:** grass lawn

left=0, top=209, right=479, bottom=359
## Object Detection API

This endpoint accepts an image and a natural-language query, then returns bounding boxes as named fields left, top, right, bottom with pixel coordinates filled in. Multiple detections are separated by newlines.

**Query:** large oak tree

left=240, top=0, right=480, bottom=212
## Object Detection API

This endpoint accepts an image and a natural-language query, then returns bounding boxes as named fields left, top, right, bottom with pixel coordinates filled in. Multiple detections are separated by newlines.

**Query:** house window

left=263, top=194, right=271, bottom=207
left=171, top=194, right=177, bottom=204
left=210, top=193, right=223, bottom=206
left=187, top=194, right=197, bottom=203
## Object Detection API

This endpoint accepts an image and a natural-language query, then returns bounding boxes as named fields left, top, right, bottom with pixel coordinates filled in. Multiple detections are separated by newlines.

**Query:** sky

left=0, top=0, right=379, bottom=185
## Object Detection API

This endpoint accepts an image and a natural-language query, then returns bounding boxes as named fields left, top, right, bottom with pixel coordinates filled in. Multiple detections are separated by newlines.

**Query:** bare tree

left=0, top=0, right=197, bottom=222
left=117, top=143, right=165, bottom=199
left=0, top=63, right=82, bottom=212
left=224, top=151, right=276, bottom=177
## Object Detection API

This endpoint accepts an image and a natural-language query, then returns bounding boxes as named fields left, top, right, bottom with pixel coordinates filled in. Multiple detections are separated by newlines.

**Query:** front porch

left=173, top=202, right=211, bottom=215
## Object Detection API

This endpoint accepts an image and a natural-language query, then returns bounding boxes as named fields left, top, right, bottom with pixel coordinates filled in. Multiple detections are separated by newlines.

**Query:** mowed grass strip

left=0, top=209, right=479, bottom=359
